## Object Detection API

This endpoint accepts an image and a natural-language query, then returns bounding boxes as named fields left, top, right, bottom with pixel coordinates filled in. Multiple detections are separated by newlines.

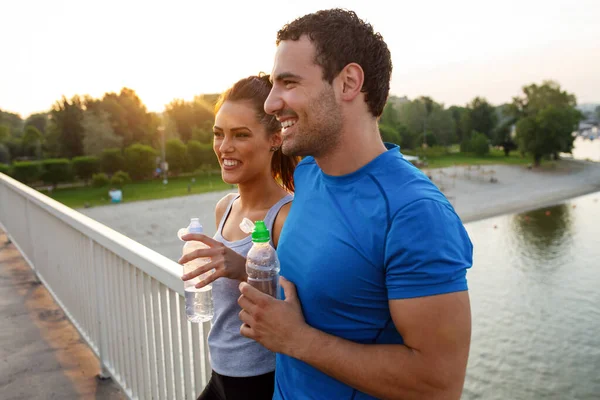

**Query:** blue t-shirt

left=274, top=144, right=473, bottom=400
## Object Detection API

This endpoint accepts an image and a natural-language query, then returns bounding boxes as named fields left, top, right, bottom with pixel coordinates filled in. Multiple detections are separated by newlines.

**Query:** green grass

left=38, top=173, right=232, bottom=209
left=402, top=148, right=534, bottom=169
left=33, top=149, right=539, bottom=209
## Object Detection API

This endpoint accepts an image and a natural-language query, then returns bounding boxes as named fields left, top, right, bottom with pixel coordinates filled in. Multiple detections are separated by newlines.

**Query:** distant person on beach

left=235, top=9, right=474, bottom=400
left=179, top=74, right=299, bottom=400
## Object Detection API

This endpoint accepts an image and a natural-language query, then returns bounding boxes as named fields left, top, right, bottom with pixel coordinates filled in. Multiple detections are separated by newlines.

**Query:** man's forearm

left=291, top=327, right=464, bottom=400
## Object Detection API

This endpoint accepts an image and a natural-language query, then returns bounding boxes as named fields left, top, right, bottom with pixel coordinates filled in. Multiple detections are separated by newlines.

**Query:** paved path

left=0, top=231, right=125, bottom=400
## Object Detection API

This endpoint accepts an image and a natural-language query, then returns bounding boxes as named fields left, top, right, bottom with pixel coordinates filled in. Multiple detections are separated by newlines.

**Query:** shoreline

left=459, top=183, right=600, bottom=223
left=80, top=160, right=600, bottom=260
left=421, top=160, right=600, bottom=224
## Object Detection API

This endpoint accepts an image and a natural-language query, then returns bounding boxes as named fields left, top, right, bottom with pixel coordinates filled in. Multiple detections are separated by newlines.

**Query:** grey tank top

left=209, top=193, right=293, bottom=377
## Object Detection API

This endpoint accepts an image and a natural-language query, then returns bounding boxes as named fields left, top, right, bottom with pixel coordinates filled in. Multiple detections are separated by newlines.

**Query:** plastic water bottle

left=180, top=218, right=214, bottom=323
left=245, top=221, right=280, bottom=297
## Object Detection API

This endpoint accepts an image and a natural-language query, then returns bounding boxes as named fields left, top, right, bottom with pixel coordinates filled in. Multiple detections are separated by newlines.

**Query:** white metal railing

left=0, top=172, right=211, bottom=399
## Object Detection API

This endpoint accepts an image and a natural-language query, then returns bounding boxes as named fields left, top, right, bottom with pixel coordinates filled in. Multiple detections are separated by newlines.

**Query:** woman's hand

left=179, top=233, right=247, bottom=289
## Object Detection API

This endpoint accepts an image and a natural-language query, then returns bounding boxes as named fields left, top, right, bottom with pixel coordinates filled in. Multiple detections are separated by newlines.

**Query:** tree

left=0, top=109, right=23, bottom=136
left=24, top=112, right=49, bottom=135
left=51, top=95, right=85, bottom=158
left=82, top=110, right=123, bottom=156
left=469, top=131, right=490, bottom=156
left=0, top=125, right=10, bottom=143
left=595, top=105, right=600, bottom=120
left=165, top=97, right=215, bottom=142
left=427, top=107, right=456, bottom=147
left=22, top=126, right=44, bottom=159
left=166, top=138, right=188, bottom=174
left=379, top=124, right=401, bottom=145
left=449, top=106, right=471, bottom=144
left=468, top=97, right=497, bottom=138
left=86, top=88, right=154, bottom=147
left=124, top=144, right=157, bottom=180
left=491, top=104, right=518, bottom=156
left=379, top=103, right=408, bottom=145
left=511, top=81, right=581, bottom=166
left=0, top=143, right=9, bottom=164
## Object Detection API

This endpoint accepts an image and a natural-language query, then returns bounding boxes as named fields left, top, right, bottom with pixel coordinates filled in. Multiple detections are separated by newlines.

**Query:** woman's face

left=213, top=100, right=281, bottom=185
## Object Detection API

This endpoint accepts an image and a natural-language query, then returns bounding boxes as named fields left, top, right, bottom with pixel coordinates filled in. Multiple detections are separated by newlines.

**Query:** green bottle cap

left=251, top=220, right=270, bottom=243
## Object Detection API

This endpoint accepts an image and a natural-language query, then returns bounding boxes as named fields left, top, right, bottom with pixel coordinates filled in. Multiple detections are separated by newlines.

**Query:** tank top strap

left=263, top=194, right=294, bottom=233
left=216, top=193, right=240, bottom=236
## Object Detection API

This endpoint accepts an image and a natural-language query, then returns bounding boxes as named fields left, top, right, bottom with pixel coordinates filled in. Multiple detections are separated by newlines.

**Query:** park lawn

left=402, top=148, right=534, bottom=169
left=34, top=150, right=540, bottom=209
left=38, top=173, right=232, bottom=209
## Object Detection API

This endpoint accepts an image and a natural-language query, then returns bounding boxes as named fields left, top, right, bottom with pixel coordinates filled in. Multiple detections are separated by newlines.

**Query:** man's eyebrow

left=273, top=72, right=303, bottom=83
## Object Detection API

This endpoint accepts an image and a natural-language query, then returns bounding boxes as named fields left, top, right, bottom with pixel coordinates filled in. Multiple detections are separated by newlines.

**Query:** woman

left=179, top=74, right=299, bottom=400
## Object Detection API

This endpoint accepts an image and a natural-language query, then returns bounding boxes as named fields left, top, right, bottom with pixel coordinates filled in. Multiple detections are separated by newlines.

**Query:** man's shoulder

left=371, top=154, right=450, bottom=214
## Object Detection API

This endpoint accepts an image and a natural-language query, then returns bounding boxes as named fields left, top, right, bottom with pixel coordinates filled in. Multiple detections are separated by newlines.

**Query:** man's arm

left=238, top=281, right=471, bottom=400
left=293, top=291, right=471, bottom=400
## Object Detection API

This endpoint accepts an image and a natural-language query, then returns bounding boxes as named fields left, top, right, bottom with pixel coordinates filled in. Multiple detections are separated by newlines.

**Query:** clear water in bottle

left=184, top=286, right=214, bottom=323
left=180, top=218, right=214, bottom=322
left=246, top=221, right=280, bottom=297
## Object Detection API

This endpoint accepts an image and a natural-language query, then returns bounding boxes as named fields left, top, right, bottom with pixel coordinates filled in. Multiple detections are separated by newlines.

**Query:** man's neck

left=315, top=121, right=387, bottom=176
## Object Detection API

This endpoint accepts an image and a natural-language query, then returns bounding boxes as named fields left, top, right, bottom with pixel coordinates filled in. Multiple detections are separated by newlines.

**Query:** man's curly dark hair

left=276, top=9, right=392, bottom=117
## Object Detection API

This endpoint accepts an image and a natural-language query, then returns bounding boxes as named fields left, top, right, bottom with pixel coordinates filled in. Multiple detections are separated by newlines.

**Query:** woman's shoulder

left=215, top=193, right=238, bottom=227
left=272, top=201, right=292, bottom=248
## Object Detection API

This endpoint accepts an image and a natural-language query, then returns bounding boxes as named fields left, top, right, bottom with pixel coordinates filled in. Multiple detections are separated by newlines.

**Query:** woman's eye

left=236, top=133, right=249, bottom=138
left=213, top=131, right=223, bottom=138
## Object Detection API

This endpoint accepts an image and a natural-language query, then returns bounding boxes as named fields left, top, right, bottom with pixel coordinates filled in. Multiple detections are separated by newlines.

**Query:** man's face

left=264, top=36, right=342, bottom=158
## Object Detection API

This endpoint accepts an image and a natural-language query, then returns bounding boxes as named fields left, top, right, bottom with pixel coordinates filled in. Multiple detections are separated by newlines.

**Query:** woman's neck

left=236, top=174, right=288, bottom=212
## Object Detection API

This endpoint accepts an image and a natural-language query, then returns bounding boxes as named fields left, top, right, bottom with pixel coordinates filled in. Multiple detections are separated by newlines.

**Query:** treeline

left=379, top=80, right=582, bottom=165
left=0, top=88, right=220, bottom=185
left=0, top=79, right=584, bottom=183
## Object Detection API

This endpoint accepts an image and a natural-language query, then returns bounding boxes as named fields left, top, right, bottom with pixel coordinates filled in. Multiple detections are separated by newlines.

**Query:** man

left=237, top=9, right=473, bottom=400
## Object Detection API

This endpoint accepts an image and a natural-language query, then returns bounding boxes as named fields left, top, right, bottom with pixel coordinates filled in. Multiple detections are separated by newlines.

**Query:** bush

left=110, top=170, right=131, bottom=188
left=92, top=173, right=110, bottom=188
left=124, top=144, right=157, bottom=180
left=166, top=138, right=188, bottom=174
left=460, top=138, right=471, bottom=153
left=12, top=161, right=43, bottom=184
left=100, top=148, right=126, bottom=175
left=41, top=159, right=72, bottom=187
left=0, top=163, right=11, bottom=176
left=194, top=142, right=219, bottom=169
left=72, top=156, right=100, bottom=184
left=379, top=124, right=401, bottom=145
left=470, top=131, right=490, bottom=156
left=0, top=143, right=10, bottom=164
left=187, top=140, right=204, bottom=171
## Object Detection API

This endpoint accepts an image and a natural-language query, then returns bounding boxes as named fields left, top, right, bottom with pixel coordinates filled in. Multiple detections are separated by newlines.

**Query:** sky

left=1, top=0, right=599, bottom=117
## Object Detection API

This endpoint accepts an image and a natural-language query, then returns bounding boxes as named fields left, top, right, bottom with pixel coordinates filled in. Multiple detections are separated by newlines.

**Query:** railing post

left=92, top=239, right=111, bottom=379
left=24, top=199, right=40, bottom=282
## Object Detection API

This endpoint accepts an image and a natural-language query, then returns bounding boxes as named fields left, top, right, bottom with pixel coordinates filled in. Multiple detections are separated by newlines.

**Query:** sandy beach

left=79, top=160, right=600, bottom=261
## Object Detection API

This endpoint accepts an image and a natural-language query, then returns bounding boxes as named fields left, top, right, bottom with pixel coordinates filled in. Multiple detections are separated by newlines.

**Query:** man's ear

left=338, top=63, right=364, bottom=102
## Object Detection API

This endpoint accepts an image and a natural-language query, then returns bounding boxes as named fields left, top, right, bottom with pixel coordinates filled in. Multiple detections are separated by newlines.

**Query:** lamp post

left=157, top=125, right=168, bottom=184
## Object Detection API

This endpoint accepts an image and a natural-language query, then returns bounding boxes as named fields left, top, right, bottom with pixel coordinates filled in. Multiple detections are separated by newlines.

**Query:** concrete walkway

left=0, top=230, right=125, bottom=400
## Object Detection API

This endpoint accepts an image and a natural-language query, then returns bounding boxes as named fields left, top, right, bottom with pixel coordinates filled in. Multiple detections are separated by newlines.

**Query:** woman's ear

left=270, top=131, right=283, bottom=149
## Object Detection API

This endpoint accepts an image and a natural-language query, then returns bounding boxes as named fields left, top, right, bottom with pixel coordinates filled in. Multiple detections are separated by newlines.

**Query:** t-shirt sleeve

left=385, top=198, right=473, bottom=300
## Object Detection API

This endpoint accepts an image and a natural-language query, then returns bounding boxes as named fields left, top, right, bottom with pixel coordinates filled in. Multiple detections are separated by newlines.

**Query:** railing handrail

left=0, top=172, right=184, bottom=295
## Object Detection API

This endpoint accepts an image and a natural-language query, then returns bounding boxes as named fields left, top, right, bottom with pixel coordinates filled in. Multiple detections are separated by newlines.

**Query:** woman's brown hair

left=214, top=73, right=299, bottom=192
